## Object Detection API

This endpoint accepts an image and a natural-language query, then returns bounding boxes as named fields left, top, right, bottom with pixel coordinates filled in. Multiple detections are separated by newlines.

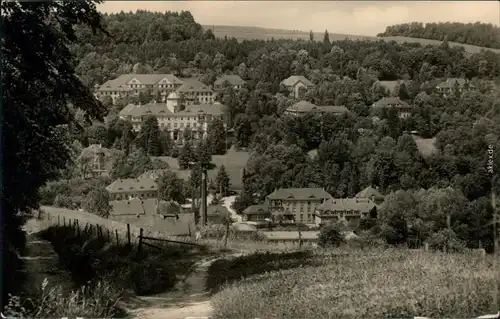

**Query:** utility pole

left=200, top=166, right=208, bottom=226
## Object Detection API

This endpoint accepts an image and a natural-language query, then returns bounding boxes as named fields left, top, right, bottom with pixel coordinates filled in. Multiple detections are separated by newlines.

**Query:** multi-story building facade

left=314, top=197, right=377, bottom=225
left=95, top=74, right=184, bottom=103
left=172, top=78, right=215, bottom=105
left=284, top=100, right=348, bottom=117
left=118, top=101, right=226, bottom=141
left=95, top=74, right=216, bottom=105
left=266, top=188, right=332, bottom=224
left=106, top=177, right=159, bottom=201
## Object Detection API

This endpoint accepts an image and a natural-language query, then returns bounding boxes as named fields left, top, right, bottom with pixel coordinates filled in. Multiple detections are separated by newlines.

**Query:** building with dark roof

left=214, top=75, right=246, bottom=92
left=284, top=100, right=348, bottom=117
left=436, top=78, right=475, bottom=97
left=106, top=177, right=158, bottom=201
left=371, top=97, right=413, bottom=119
left=280, top=75, right=315, bottom=98
left=266, top=188, right=332, bottom=224
left=355, top=186, right=385, bottom=205
left=314, top=197, right=377, bottom=225
left=243, top=204, right=270, bottom=222
left=118, top=101, right=226, bottom=141
left=109, top=198, right=195, bottom=236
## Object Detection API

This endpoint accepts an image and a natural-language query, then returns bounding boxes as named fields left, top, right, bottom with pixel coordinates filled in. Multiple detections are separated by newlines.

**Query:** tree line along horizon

left=3, top=2, right=500, bottom=311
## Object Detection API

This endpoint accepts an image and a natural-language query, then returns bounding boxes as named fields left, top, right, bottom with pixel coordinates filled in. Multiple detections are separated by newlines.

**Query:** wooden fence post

left=127, top=224, right=131, bottom=246
left=58, top=215, right=60, bottom=225
left=89, top=224, right=93, bottom=236
left=137, top=228, right=144, bottom=255
left=63, top=216, right=66, bottom=226
left=224, top=219, right=230, bottom=249
left=96, top=224, right=101, bottom=240
left=115, top=229, right=119, bottom=245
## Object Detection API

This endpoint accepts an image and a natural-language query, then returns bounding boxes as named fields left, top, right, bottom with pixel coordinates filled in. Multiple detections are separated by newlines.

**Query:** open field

left=152, top=147, right=250, bottom=190
left=204, top=25, right=500, bottom=54
left=412, top=135, right=438, bottom=158
left=212, top=248, right=499, bottom=318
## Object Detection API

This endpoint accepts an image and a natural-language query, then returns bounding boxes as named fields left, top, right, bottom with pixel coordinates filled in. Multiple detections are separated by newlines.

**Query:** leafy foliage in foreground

left=1, top=0, right=107, bottom=309
left=39, top=225, right=203, bottom=295
left=4, top=279, right=124, bottom=318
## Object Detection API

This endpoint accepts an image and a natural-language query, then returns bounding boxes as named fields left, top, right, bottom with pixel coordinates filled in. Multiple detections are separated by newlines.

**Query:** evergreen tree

left=159, top=130, right=173, bottom=156
left=207, top=118, right=227, bottom=155
left=216, top=165, right=231, bottom=196
left=309, top=30, right=314, bottom=41
left=137, top=116, right=161, bottom=155
left=323, top=30, right=332, bottom=52
left=195, top=138, right=213, bottom=169
left=179, top=139, right=195, bottom=169
left=121, top=121, right=134, bottom=156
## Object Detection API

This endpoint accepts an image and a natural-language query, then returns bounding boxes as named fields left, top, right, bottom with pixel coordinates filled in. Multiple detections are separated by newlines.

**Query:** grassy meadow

left=211, top=248, right=499, bottom=319
left=153, top=147, right=249, bottom=190
left=203, top=25, right=500, bottom=54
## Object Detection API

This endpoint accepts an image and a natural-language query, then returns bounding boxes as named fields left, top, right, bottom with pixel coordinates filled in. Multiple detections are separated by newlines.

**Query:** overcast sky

left=97, top=1, right=499, bottom=36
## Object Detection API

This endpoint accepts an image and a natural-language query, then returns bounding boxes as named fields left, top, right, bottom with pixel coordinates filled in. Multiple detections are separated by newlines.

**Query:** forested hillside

left=378, top=22, right=500, bottom=49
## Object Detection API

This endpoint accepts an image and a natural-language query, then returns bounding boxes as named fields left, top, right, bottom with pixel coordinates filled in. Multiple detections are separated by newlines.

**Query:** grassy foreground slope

left=211, top=249, right=497, bottom=318
left=204, top=25, right=500, bottom=54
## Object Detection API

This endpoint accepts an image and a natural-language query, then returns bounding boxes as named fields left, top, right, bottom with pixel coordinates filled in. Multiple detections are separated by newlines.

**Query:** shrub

left=4, top=278, right=124, bottom=318
left=40, top=225, right=201, bottom=296
left=427, top=229, right=467, bottom=252
left=318, top=224, right=346, bottom=248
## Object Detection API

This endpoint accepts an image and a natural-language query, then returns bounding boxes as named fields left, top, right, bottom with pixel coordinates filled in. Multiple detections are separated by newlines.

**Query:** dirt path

left=126, top=253, right=243, bottom=319
left=18, top=219, right=73, bottom=297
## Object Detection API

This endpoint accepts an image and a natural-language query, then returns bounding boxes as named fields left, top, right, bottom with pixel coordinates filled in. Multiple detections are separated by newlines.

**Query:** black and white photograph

left=2, top=0, right=500, bottom=318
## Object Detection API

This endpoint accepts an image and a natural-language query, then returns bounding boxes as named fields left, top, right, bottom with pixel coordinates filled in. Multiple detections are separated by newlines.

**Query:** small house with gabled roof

left=243, top=203, right=271, bottom=222
left=214, top=75, right=246, bottom=91
left=355, top=186, right=384, bottom=205
left=371, top=97, right=412, bottom=119
left=284, top=100, right=348, bottom=117
left=266, top=188, right=332, bottom=224
left=280, top=75, right=315, bottom=98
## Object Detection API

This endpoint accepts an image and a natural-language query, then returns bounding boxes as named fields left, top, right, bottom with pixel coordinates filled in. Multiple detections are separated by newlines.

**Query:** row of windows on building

left=111, top=191, right=157, bottom=200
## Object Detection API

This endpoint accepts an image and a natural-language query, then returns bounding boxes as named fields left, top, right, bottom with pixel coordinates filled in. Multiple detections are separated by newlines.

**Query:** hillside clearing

left=204, top=25, right=500, bottom=54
